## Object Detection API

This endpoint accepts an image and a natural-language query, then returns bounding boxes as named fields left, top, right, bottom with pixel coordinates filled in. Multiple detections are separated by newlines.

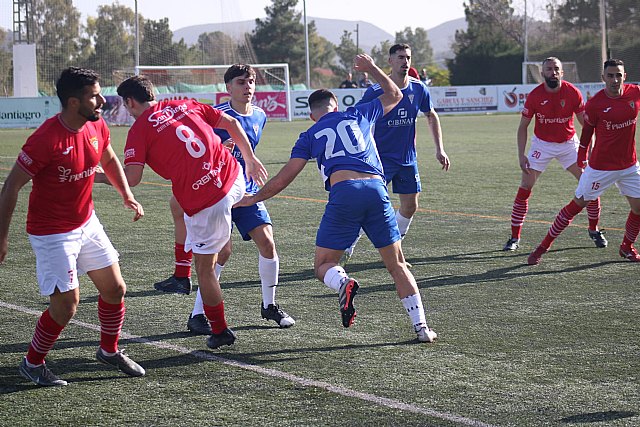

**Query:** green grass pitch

left=0, top=114, right=638, bottom=426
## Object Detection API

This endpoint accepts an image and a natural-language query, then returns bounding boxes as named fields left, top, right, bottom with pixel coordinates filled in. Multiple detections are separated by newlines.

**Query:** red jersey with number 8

left=124, top=99, right=239, bottom=216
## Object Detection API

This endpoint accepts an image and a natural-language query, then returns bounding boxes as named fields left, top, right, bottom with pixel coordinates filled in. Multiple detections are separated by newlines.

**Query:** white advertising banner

left=430, top=86, right=498, bottom=114
left=0, top=97, right=60, bottom=128
left=292, top=88, right=366, bottom=119
left=496, top=84, right=538, bottom=113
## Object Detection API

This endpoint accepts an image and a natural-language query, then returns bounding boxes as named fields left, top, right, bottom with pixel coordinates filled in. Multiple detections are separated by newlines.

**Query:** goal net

left=523, top=61, right=581, bottom=84
left=109, top=63, right=292, bottom=123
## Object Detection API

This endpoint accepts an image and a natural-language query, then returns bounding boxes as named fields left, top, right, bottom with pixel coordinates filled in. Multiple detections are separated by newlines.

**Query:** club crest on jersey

left=89, top=136, right=99, bottom=153
left=408, top=94, right=415, bottom=104
left=631, top=101, right=636, bottom=110
left=560, top=99, right=565, bottom=108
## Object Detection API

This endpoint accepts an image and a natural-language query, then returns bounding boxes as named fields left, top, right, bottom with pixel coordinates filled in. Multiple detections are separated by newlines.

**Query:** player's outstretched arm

left=100, top=145, right=144, bottom=222
left=217, top=113, right=268, bottom=186
left=235, top=158, right=307, bottom=208
left=353, top=53, right=402, bottom=115
left=0, top=164, right=32, bottom=263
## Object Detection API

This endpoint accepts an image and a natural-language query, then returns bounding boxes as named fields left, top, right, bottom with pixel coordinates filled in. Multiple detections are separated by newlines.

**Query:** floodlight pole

left=522, top=0, right=528, bottom=84
left=599, top=0, right=608, bottom=65
left=135, top=0, right=140, bottom=71
left=303, top=0, right=311, bottom=89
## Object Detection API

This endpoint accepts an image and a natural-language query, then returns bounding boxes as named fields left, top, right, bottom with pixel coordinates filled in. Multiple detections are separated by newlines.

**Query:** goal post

left=119, top=63, right=292, bottom=121
left=522, top=61, right=581, bottom=84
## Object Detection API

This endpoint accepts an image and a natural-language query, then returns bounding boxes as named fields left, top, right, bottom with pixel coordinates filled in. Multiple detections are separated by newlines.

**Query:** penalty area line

left=0, top=300, right=495, bottom=427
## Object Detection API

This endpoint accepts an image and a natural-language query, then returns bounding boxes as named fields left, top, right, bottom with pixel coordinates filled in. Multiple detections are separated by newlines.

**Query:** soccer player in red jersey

left=528, top=59, right=640, bottom=265
left=116, top=75, right=268, bottom=349
left=0, top=67, right=145, bottom=386
left=504, top=57, right=606, bottom=252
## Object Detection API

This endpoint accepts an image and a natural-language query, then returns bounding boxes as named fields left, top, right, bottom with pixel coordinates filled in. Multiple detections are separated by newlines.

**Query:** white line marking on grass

left=1, top=300, right=496, bottom=427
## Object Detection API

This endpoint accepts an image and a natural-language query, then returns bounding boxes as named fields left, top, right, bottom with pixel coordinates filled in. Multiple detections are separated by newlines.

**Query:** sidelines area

left=0, top=300, right=495, bottom=427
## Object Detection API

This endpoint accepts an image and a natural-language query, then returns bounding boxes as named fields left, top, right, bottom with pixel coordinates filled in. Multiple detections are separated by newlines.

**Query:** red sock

left=204, top=301, right=228, bottom=335
left=586, top=198, right=601, bottom=231
left=510, top=187, right=531, bottom=239
left=174, top=243, right=192, bottom=278
left=622, top=211, right=640, bottom=247
left=541, top=200, right=584, bottom=249
left=98, top=296, right=125, bottom=354
left=26, top=309, right=64, bottom=366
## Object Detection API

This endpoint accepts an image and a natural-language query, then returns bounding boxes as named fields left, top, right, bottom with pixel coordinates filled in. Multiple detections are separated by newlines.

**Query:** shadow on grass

left=560, top=410, right=637, bottom=423
left=218, top=338, right=421, bottom=366
left=0, top=356, right=141, bottom=393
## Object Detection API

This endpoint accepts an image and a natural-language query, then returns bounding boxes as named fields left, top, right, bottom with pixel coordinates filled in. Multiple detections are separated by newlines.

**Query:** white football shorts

left=184, top=168, right=246, bottom=255
left=575, top=162, right=640, bottom=201
left=527, top=135, right=579, bottom=172
left=28, top=211, right=120, bottom=296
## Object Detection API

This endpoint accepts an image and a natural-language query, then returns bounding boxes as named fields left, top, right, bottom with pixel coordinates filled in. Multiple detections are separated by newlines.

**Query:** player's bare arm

left=577, top=122, right=596, bottom=169
left=353, top=53, right=402, bottom=115
left=0, top=164, right=32, bottom=263
left=425, top=110, right=450, bottom=171
left=235, top=158, right=307, bottom=208
left=101, top=146, right=144, bottom=221
left=217, top=113, right=268, bottom=186
left=517, top=115, right=533, bottom=173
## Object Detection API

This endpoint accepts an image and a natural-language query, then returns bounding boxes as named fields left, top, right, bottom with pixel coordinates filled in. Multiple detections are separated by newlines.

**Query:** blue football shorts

left=231, top=201, right=272, bottom=241
left=316, top=178, right=401, bottom=250
left=383, top=162, right=422, bottom=194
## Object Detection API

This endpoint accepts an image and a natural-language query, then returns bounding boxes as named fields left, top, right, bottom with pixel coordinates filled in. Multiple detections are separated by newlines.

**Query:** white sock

left=192, top=263, right=224, bottom=316
left=401, top=293, right=427, bottom=329
left=259, top=255, right=278, bottom=308
left=323, top=266, right=348, bottom=292
left=396, top=210, right=413, bottom=237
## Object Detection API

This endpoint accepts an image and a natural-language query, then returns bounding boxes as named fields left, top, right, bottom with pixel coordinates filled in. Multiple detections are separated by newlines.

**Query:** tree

left=332, top=30, right=358, bottom=76
left=0, top=28, right=12, bottom=96
left=28, top=0, right=82, bottom=94
left=395, top=27, right=433, bottom=68
left=250, top=0, right=306, bottom=83
left=140, top=18, right=191, bottom=66
left=448, top=0, right=523, bottom=85
left=550, top=0, right=599, bottom=35
left=83, top=4, right=137, bottom=87
left=307, top=21, right=336, bottom=88
left=370, top=40, right=393, bottom=70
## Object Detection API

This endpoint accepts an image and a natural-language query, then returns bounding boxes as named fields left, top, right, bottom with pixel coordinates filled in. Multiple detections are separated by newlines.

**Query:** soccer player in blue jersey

left=343, top=43, right=451, bottom=265
left=152, top=64, right=295, bottom=333
left=235, top=54, right=438, bottom=343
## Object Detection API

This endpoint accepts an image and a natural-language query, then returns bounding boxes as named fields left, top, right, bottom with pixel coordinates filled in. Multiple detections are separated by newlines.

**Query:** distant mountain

left=173, top=17, right=393, bottom=55
left=427, top=18, right=467, bottom=65
left=173, top=17, right=466, bottom=65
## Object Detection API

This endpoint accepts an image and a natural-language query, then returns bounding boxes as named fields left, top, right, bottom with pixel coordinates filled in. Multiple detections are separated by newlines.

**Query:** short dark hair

left=603, top=58, right=624, bottom=70
left=542, top=57, right=561, bottom=67
left=308, top=89, right=337, bottom=110
left=389, top=43, right=411, bottom=55
left=224, top=64, right=256, bottom=84
left=56, top=67, right=100, bottom=107
left=117, top=75, right=156, bottom=103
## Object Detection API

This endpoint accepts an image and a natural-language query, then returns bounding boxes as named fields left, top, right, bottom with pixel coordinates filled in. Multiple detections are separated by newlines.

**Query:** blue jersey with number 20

left=291, top=98, right=385, bottom=190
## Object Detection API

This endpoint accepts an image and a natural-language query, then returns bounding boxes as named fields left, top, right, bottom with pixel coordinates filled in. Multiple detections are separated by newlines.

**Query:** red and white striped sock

left=586, top=198, right=601, bottom=231
left=622, top=211, right=640, bottom=247
left=510, top=187, right=531, bottom=239
left=541, top=200, right=583, bottom=249
left=98, top=296, right=125, bottom=354
left=174, top=243, right=192, bottom=278
left=26, top=309, right=64, bottom=366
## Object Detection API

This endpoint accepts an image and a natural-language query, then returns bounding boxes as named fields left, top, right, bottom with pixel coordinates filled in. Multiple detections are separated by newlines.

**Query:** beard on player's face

left=78, top=105, right=101, bottom=122
left=544, top=76, right=560, bottom=89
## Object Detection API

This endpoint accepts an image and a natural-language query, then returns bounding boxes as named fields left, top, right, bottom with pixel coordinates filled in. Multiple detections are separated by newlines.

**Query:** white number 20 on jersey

left=315, top=119, right=366, bottom=160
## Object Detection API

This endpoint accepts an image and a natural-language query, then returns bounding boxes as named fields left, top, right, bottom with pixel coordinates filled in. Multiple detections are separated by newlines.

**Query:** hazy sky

left=2, top=0, right=537, bottom=38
